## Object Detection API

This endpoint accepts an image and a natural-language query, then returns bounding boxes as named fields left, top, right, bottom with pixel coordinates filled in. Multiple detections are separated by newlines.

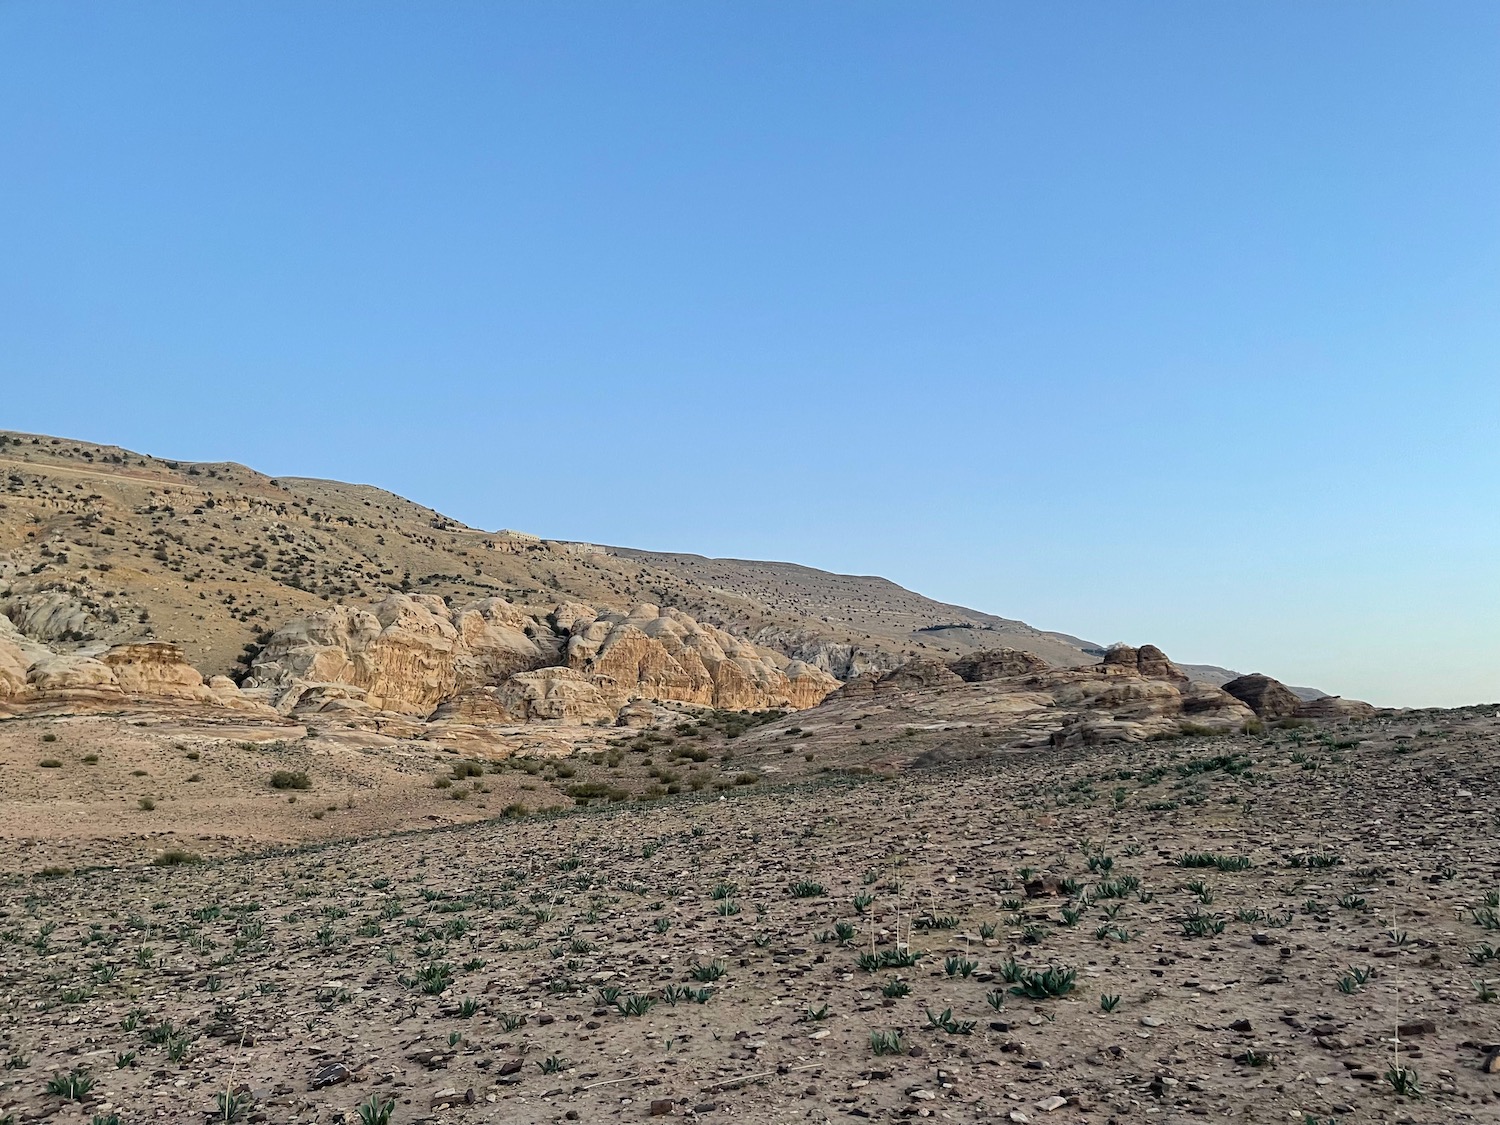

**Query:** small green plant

left=944, top=954, right=978, bottom=978
left=537, top=1054, right=569, bottom=1074
left=615, top=992, right=657, bottom=1016
left=915, top=912, right=960, bottom=930
left=1471, top=906, right=1500, bottom=931
left=1181, top=911, right=1227, bottom=937
left=804, top=1003, right=830, bottom=1022
left=1100, top=993, right=1121, bottom=1011
left=790, top=880, right=826, bottom=898
left=1009, top=964, right=1076, bottom=999
left=1288, top=851, right=1343, bottom=869
left=46, top=1067, right=95, bottom=1101
left=1476, top=979, right=1497, bottom=1003
left=1384, top=1064, right=1422, bottom=1099
left=356, top=1094, right=397, bottom=1125
left=925, top=1007, right=975, bottom=1035
left=869, top=1030, right=904, bottom=1055
left=984, top=990, right=1005, bottom=1011
left=852, top=893, right=874, bottom=914
left=457, top=996, right=480, bottom=1017
left=881, top=978, right=910, bottom=998
left=690, top=959, right=726, bottom=982
left=1336, top=964, right=1373, bottom=993
left=414, top=962, right=453, bottom=995
left=215, top=1090, right=252, bottom=1122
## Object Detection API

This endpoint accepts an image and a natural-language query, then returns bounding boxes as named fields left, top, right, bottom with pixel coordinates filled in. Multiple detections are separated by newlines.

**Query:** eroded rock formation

left=246, top=595, right=840, bottom=725
left=0, top=613, right=272, bottom=716
left=1221, top=673, right=1303, bottom=719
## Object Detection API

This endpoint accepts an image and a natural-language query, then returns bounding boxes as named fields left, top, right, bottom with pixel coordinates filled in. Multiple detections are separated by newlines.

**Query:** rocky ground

left=1, top=706, right=1497, bottom=1124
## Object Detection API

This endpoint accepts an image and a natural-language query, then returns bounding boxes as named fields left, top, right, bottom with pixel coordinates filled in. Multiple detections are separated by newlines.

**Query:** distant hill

left=0, top=429, right=1297, bottom=690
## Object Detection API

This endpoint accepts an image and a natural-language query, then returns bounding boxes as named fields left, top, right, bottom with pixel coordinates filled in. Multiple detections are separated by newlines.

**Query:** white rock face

left=247, top=595, right=840, bottom=721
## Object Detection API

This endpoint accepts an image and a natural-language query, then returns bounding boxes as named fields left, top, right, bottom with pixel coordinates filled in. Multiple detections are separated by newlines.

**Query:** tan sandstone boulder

left=1221, top=673, right=1302, bottom=719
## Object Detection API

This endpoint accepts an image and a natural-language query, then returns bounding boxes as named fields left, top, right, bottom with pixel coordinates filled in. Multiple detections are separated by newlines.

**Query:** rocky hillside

left=0, top=430, right=1109, bottom=686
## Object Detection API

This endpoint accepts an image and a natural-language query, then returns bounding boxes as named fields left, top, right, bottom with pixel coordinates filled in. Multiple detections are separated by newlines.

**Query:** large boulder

left=1221, top=673, right=1302, bottom=719
left=26, top=653, right=123, bottom=699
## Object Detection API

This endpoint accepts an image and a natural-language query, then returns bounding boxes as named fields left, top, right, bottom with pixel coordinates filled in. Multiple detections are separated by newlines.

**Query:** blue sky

left=2, top=2, right=1496, bottom=707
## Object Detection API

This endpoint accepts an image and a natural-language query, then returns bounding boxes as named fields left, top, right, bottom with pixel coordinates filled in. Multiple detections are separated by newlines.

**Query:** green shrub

left=269, top=770, right=311, bottom=790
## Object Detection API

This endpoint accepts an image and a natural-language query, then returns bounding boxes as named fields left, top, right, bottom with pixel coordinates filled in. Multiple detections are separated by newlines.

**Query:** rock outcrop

left=247, top=594, right=554, bottom=716
left=820, top=641, right=1255, bottom=749
left=0, top=618, right=273, bottom=716
left=566, top=604, right=839, bottom=711
left=431, top=669, right=616, bottom=726
left=949, top=648, right=1052, bottom=682
left=247, top=595, right=840, bottom=724
left=1221, top=673, right=1303, bottom=719
left=750, top=628, right=904, bottom=681
left=1099, top=643, right=1188, bottom=684
left=1293, top=695, right=1376, bottom=721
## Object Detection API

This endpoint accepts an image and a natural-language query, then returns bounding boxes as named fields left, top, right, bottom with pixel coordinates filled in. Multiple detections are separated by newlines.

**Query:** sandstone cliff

left=245, top=595, right=839, bottom=726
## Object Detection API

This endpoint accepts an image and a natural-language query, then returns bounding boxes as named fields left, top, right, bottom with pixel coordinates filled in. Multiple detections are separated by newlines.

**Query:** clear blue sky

left=2, top=3, right=1496, bottom=707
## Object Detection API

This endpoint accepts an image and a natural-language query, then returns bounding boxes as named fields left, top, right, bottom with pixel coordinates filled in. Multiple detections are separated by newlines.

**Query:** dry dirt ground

left=1, top=707, right=1497, bottom=1125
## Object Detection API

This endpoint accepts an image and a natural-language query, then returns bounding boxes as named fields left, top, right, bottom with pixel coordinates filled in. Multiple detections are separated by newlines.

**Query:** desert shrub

left=566, top=782, right=629, bottom=805
left=39, top=759, right=62, bottom=768
left=269, top=770, right=311, bottom=790
left=152, top=849, right=201, bottom=867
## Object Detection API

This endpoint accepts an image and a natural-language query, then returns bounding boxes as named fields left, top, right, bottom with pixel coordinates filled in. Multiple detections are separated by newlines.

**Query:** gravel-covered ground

left=2, top=707, right=1497, bottom=1124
